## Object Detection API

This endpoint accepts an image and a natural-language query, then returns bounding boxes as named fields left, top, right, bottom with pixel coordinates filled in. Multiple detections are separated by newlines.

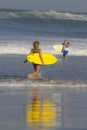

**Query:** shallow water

left=0, top=54, right=87, bottom=82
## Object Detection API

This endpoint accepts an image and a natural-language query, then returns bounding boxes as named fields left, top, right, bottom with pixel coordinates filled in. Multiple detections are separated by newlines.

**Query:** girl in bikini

left=24, top=40, right=44, bottom=79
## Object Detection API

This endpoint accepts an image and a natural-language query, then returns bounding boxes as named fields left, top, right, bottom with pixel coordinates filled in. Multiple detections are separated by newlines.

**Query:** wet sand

left=0, top=87, right=87, bottom=129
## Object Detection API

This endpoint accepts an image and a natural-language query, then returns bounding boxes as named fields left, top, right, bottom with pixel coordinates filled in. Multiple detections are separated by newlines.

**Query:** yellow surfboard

left=27, top=52, right=58, bottom=65
left=53, top=44, right=63, bottom=53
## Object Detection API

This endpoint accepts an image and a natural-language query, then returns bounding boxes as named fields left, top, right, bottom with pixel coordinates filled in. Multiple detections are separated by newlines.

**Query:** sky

left=0, top=0, right=87, bottom=13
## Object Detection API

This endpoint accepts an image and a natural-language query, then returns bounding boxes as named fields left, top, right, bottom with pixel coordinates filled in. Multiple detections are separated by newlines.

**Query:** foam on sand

left=0, top=78, right=86, bottom=90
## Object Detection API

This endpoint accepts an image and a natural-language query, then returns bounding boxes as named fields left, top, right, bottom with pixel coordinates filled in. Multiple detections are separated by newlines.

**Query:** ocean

left=0, top=9, right=87, bottom=129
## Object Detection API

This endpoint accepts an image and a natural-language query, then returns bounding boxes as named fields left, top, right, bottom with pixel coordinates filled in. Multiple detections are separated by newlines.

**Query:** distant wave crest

left=0, top=9, right=87, bottom=21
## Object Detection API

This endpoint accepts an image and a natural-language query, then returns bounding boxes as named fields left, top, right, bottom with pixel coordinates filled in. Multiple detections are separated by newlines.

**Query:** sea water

left=0, top=9, right=87, bottom=80
left=0, top=9, right=87, bottom=129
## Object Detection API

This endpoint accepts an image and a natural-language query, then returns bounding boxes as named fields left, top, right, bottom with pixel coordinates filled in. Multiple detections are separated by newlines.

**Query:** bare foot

left=27, top=73, right=39, bottom=79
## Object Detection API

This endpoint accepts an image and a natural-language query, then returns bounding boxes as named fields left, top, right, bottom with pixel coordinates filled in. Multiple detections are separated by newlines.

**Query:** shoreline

left=0, top=77, right=87, bottom=89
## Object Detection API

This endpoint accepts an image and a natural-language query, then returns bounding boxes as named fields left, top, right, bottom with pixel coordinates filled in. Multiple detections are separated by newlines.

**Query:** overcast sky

left=0, top=0, right=87, bottom=13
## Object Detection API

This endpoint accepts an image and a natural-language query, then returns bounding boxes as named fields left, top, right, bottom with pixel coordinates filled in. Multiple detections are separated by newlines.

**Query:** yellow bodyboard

left=27, top=52, right=58, bottom=65
left=53, top=44, right=63, bottom=53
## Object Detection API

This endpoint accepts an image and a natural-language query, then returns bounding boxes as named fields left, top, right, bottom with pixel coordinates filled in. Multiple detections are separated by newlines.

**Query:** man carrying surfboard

left=24, top=40, right=44, bottom=79
left=62, top=40, right=70, bottom=58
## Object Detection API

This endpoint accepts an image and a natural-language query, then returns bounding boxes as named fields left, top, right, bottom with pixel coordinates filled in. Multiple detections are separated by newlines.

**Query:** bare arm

left=24, top=49, right=33, bottom=63
left=64, top=42, right=70, bottom=48
left=39, top=50, right=44, bottom=65
left=30, top=49, right=34, bottom=54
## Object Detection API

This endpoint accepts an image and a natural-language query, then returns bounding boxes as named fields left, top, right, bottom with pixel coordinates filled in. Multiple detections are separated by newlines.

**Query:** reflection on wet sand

left=26, top=88, right=59, bottom=129
left=0, top=87, right=87, bottom=129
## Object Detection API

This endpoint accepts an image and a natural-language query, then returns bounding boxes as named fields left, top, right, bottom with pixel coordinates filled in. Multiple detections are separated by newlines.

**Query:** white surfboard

left=53, top=44, right=63, bottom=53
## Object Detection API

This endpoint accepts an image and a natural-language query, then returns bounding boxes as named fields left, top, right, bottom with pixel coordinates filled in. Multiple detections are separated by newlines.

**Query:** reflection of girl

left=26, top=88, right=56, bottom=126
left=26, top=88, right=41, bottom=123
left=62, top=40, right=70, bottom=58
left=24, top=41, right=44, bottom=79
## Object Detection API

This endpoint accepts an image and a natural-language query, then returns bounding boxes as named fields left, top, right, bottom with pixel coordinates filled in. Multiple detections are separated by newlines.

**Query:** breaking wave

left=0, top=9, right=87, bottom=21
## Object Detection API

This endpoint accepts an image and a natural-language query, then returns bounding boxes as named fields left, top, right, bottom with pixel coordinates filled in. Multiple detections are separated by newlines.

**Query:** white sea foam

left=0, top=78, right=87, bottom=89
left=0, top=38, right=87, bottom=56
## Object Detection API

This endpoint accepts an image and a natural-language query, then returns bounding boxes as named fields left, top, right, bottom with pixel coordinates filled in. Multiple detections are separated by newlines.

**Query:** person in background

left=62, top=40, right=70, bottom=58
left=24, top=40, right=44, bottom=79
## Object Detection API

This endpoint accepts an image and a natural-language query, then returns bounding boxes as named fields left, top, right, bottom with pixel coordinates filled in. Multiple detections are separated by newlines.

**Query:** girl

left=24, top=41, right=44, bottom=79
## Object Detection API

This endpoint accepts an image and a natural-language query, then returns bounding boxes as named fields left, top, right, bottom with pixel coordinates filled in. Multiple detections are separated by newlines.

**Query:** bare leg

left=31, top=65, right=40, bottom=78
left=28, top=64, right=40, bottom=79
